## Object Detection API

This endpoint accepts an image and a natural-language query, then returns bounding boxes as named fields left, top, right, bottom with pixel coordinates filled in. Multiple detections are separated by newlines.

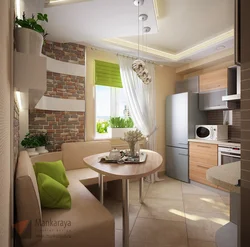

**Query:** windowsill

left=94, top=133, right=111, bottom=140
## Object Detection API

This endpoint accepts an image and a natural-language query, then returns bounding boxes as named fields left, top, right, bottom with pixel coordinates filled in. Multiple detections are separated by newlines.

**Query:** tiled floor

left=104, top=176, right=230, bottom=247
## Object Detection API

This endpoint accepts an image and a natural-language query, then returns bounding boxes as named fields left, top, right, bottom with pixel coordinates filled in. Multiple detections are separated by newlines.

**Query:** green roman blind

left=95, top=60, right=123, bottom=88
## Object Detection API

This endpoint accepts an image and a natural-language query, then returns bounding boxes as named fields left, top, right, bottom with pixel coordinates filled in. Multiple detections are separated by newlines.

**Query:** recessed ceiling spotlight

left=184, top=59, right=192, bottom=63
left=143, top=27, right=151, bottom=33
left=139, top=14, right=148, bottom=21
left=134, top=0, right=144, bottom=6
left=216, top=45, right=226, bottom=51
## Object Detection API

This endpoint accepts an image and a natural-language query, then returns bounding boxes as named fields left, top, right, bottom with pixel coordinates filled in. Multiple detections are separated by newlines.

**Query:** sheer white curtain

left=118, top=56, right=162, bottom=182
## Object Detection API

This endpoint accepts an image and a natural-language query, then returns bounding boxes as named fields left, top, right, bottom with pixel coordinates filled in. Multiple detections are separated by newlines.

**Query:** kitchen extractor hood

left=222, top=65, right=241, bottom=101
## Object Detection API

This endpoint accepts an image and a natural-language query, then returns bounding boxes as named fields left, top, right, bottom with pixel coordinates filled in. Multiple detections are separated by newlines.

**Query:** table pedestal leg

left=139, top=177, right=144, bottom=204
left=98, top=174, right=104, bottom=204
left=122, top=179, right=129, bottom=247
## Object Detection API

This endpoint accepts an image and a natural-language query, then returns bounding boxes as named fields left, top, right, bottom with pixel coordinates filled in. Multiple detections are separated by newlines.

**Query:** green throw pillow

left=34, top=160, right=69, bottom=187
left=37, top=173, right=71, bottom=209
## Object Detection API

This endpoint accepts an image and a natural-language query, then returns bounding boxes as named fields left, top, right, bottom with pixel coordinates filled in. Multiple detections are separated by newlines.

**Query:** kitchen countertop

left=188, top=139, right=241, bottom=148
left=206, top=161, right=240, bottom=193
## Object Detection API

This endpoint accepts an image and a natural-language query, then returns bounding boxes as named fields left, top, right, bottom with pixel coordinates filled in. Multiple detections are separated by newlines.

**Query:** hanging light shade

left=132, top=1, right=152, bottom=85
left=132, top=59, right=151, bottom=84
left=132, top=59, right=145, bottom=73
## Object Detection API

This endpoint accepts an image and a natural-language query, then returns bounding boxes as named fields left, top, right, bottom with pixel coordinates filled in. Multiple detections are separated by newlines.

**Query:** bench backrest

left=15, top=151, right=42, bottom=247
left=61, top=141, right=112, bottom=170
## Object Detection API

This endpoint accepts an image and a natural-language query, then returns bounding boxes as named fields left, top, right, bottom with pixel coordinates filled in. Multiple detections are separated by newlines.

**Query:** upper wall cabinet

left=199, top=68, right=228, bottom=93
left=175, top=76, right=199, bottom=94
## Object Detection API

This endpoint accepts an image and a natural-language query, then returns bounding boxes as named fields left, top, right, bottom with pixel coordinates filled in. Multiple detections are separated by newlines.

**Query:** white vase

left=15, top=28, right=43, bottom=55
left=26, top=148, right=39, bottom=157
left=36, top=146, right=48, bottom=154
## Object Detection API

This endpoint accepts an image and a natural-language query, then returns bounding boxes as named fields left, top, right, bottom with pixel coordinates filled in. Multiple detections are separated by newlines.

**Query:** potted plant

left=21, top=133, right=40, bottom=156
left=108, top=117, right=135, bottom=138
left=96, top=120, right=109, bottom=134
left=36, top=132, right=49, bottom=154
left=15, top=12, right=48, bottom=55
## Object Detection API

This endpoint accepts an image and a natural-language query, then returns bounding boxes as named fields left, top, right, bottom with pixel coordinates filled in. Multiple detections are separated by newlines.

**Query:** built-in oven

left=218, top=145, right=241, bottom=166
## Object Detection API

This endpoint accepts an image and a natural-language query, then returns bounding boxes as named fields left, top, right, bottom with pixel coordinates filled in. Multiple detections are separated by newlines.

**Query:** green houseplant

left=109, top=117, right=134, bottom=128
left=108, top=117, right=135, bottom=138
left=36, top=132, right=49, bottom=154
left=15, top=12, right=48, bottom=55
left=96, top=121, right=109, bottom=134
left=21, top=133, right=40, bottom=156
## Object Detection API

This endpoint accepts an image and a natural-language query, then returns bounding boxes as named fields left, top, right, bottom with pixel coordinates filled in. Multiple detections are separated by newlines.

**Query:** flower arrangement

left=121, top=129, right=144, bottom=157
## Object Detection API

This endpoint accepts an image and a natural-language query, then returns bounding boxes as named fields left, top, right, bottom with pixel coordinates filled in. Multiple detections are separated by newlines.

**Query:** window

left=95, top=85, right=130, bottom=139
left=94, top=60, right=133, bottom=139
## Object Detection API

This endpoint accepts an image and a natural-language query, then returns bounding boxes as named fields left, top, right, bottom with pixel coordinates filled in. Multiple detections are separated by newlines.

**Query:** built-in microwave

left=195, top=125, right=228, bottom=141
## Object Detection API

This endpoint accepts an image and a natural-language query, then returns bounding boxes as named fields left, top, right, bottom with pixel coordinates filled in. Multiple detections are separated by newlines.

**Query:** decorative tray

left=99, top=152, right=147, bottom=164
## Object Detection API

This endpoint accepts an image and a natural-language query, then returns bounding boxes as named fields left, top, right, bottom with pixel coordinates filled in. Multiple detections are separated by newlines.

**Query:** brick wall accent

left=14, top=94, right=19, bottom=165
left=45, top=72, right=85, bottom=99
left=207, top=109, right=241, bottom=140
left=29, top=110, right=85, bottom=151
left=43, top=41, right=85, bottom=65
left=29, top=41, right=85, bottom=151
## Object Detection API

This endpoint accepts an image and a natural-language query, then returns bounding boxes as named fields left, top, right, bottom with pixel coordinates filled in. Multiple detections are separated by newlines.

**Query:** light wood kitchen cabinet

left=175, top=76, right=199, bottom=94
left=199, top=68, right=228, bottom=92
left=189, top=142, right=218, bottom=188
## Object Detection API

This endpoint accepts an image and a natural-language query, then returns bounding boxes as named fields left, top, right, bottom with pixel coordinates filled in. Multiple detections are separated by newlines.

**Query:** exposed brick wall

left=29, top=41, right=85, bottom=152
left=29, top=110, right=85, bottom=151
left=14, top=94, right=19, bottom=165
left=207, top=109, right=241, bottom=140
left=45, top=72, right=85, bottom=99
left=43, top=41, right=85, bottom=65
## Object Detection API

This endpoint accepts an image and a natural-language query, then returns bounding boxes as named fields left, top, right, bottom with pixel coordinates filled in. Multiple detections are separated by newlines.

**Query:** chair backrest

left=15, top=151, right=42, bottom=247
left=61, top=141, right=112, bottom=170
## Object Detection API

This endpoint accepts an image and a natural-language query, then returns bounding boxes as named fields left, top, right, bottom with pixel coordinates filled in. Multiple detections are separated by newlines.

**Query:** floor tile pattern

left=104, top=176, right=230, bottom=247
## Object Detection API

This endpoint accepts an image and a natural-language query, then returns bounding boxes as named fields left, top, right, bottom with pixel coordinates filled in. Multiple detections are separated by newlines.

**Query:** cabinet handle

left=178, top=153, right=188, bottom=156
left=197, top=145, right=211, bottom=148
left=197, top=165, right=208, bottom=169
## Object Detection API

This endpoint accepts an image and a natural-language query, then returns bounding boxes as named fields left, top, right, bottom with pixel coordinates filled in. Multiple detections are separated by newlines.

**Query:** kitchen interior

left=166, top=63, right=241, bottom=246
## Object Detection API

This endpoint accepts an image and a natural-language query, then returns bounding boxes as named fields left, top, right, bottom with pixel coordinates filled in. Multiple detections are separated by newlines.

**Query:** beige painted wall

left=85, top=47, right=177, bottom=171
left=155, top=66, right=179, bottom=171
left=0, top=0, right=13, bottom=246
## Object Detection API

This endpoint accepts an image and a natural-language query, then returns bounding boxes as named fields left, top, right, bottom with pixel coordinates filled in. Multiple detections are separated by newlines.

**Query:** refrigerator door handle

left=178, top=153, right=188, bottom=156
left=178, top=143, right=188, bottom=145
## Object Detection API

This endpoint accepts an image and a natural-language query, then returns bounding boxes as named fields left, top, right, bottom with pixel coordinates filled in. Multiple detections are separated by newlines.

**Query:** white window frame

left=95, top=85, right=129, bottom=139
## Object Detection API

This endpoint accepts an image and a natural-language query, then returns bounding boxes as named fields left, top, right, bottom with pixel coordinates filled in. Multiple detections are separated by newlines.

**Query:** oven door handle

left=221, top=153, right=241, bottom=158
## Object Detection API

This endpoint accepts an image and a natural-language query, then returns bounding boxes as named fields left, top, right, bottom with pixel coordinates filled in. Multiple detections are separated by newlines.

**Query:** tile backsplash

left=207, top=109, right=241, bottom=140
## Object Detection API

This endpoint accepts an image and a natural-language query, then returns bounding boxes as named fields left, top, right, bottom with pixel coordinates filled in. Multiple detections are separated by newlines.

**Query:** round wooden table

left=83, top=149, right=163, bottom=247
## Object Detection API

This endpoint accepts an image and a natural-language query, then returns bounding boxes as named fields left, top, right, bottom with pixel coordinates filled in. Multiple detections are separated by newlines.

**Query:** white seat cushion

left=35, top=180, right=115, bottom=247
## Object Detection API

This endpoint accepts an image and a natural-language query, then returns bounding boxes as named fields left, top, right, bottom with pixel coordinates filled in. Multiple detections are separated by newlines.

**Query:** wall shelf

left=14, top=51, right=47, bottom=109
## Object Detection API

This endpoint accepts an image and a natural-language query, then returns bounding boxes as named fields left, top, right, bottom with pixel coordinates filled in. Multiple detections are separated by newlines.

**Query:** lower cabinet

left=189, top=142, right=218, bottom=188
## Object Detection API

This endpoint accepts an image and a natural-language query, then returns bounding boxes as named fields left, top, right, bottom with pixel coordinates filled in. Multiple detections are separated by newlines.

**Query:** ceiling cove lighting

left=216, top=45, right=226, bottom=51
left=15, top=0, right=21, bottom=18
left=15, top=91, right=22, bottom=110
left=104, top=29, right=234, bottom=62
